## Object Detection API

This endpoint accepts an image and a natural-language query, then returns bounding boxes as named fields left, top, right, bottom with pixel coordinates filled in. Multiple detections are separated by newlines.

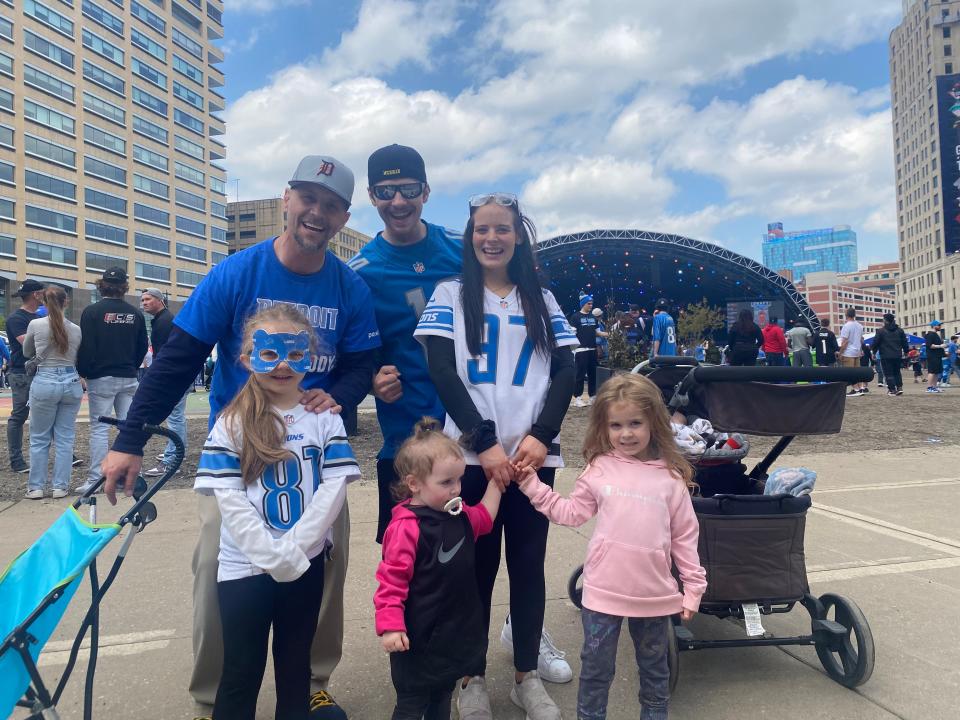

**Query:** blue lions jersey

left=176, top=238, right=381, bottom=428
left=652, top=312, right=677, bottom=356
left=348, top=222, right=462, bottom=458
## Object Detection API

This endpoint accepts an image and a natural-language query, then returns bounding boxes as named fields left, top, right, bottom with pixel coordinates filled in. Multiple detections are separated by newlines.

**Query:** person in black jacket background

left=872, top=313, right=909, bottom=395
left=75, top=267, right=148, bottom=493
left=140, top=288, right=187, bottom=478
left=727, top=309, right=764, bottom=366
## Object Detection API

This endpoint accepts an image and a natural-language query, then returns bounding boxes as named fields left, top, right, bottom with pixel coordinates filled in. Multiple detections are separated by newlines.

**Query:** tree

left=677, top=298, right=725, bottom=349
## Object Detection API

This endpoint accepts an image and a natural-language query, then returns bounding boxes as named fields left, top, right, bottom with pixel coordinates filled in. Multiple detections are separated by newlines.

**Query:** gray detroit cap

left=288, top=155, right=354, bottom=205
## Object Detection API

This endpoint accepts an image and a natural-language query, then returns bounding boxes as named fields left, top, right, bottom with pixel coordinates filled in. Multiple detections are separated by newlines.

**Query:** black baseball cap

left=655, top=298, right=670, bottom=311
left=17, top=279, right=44, bottom=297
left=368, top=144, right=427, bottom=185
left=102, top=266, right=128, bottom=283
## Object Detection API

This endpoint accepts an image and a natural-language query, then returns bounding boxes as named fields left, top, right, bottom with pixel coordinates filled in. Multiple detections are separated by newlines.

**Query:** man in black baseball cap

left=5, top=279, right=47, bottom=472
left=75, top=267, right=147, bottom=494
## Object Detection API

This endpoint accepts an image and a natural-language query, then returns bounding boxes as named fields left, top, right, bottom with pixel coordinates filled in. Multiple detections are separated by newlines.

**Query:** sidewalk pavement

left=2, top=445, right=959, bottom=719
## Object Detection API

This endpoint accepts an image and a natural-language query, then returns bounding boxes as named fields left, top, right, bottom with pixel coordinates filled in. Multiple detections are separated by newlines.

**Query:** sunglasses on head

left=468, top=192, right=518, bottom=209
left=371, top=182, right=425, bottom=201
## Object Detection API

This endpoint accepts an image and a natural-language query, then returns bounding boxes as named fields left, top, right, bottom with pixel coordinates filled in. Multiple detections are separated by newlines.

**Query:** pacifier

left=443, top=497, right=463, bottom=516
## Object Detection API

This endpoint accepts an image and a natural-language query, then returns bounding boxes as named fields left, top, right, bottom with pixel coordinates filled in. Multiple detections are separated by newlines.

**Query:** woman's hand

left=681, top=608, right=695, bottom=622
left=510, top=435, right=548, bottom=475
left=478, top=444, right=514, bottom=491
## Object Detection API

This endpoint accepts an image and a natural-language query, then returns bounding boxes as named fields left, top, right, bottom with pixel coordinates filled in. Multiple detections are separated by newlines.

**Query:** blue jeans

left=28, top=367, right=83, bottom=492
left=86, top=376, right=139, bottom=484
left=578, top=608, right=670, bottom=720
left=162, top=390, right=189, bottom=466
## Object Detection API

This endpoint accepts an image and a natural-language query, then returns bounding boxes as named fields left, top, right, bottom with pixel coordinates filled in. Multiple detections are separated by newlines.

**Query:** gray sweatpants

left=578, top=608, right=670, bottom=720
left=188, top=492, right=350, bottom=709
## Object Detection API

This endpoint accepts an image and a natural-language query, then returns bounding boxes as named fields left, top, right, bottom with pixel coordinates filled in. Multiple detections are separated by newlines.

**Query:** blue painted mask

left=249, top=329, right=312, bottom=374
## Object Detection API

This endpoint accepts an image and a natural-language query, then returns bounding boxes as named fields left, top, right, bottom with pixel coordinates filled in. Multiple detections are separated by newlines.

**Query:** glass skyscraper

left=761, top=222, right=858, bottom=282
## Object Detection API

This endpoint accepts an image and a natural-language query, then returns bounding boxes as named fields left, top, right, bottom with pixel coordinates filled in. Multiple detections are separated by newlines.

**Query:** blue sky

left=220, top=0, right=903, bottom=266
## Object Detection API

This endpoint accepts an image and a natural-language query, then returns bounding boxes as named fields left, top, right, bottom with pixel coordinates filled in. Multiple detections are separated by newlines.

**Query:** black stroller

left=568, top=360, right=876, bottom=690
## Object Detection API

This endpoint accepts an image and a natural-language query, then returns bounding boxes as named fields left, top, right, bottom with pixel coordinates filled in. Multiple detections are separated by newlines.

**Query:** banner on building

left=937, top=74, right=960, bottom=255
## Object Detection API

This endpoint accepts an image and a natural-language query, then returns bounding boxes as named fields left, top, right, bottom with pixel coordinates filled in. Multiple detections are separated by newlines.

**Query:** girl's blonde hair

left=220, top=303, right=317, bottom=484
left=392, top=417, right=464, bottom=500
left=584, top=374, right=695, bottom=489
left=43, top=286, right=69, bottom=354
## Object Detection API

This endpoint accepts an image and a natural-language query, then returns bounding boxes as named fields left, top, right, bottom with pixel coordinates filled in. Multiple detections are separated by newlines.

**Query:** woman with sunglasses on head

left=414, top=193, right=577, bottom=720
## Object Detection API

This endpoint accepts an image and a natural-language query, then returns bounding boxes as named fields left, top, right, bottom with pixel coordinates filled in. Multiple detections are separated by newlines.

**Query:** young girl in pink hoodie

left=519, top=373, right=707, bottom=720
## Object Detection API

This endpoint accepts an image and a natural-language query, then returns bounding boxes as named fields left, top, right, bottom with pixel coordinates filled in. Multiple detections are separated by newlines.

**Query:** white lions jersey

left=195, top=405, right=360, bottom=580
left=414, top=279, right=578, bottom=466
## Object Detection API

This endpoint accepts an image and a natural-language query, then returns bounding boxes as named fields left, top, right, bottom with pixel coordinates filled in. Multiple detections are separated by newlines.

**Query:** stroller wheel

left=814, top=593, right=875, bottom=688
left=667, top=620, right=680, bottom=694
left=567, top=565, right=584, bottom=609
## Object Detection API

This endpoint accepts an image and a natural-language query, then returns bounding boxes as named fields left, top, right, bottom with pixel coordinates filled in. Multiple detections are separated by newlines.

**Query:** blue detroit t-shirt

left=652, top=312, right=677, bottom=356
left=348, top=221, right=462, bottom=458
left=175, top=237, right=381, bottom=427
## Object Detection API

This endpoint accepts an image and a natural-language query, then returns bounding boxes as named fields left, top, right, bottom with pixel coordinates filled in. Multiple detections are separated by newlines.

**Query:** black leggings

left=377, top=458, right=399, bottom=543
left=461, top=464, right=553, bottom=674
left=391, top=683, right=454, bottom=720
left=575, top=351, right=598, bottom=397
left=881, top=358, right=903, bottom=391
left=214, top=556, right=325, bottom=720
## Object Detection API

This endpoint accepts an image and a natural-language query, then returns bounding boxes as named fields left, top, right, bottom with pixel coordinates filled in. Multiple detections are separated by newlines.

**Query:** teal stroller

left=0, top=418, right=184, bottom=720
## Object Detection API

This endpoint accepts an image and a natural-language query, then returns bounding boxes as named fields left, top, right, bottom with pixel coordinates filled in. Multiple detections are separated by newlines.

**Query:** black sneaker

left=860, top=387, right=869, bottom=394
left=896, top=389, right=904, bottom=396
left=309, top=690, right=347, bottom=719
left=12, top=464, right=29, bottom=473
left=72, top=456, right=83, bottom=467
left=887, top=390, right=897, bottom=396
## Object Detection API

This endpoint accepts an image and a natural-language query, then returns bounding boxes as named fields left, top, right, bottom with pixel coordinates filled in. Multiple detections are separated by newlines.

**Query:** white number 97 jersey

left=414, top=279, right=578, bottom=466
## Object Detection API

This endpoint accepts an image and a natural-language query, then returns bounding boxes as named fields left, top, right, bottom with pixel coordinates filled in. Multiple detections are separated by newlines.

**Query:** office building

left=890, top=0, right=960, bottom=334
left=761, top=222, right=858, bottom=282
left=836, top=262, right=900, bottom=295
left=797, top=270, right=896, bottom=330
left=0, top=0, right=227, bottom=319
left=226, top=198, right=371, bottom=261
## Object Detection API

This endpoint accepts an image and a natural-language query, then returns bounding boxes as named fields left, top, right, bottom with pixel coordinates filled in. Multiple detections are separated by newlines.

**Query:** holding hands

left=381, top=631, right=410, bottom=653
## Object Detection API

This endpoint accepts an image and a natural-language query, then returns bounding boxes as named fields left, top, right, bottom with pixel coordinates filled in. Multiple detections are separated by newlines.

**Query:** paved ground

left=1, top=382, right=959, bottom=718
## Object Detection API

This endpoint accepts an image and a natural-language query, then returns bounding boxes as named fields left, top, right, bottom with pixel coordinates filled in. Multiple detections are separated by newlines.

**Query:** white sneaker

left=510, top=671, right=561, bottom=719
left=74, top=480, right=98, bottom=495
left=457, top=676, right=492, bottom=720
left=572, top=396, right=585, bottom=407
left=501, top=616, right=573, bottom=684
left=24, top=489, right=43, bottom=500
left=52, top=488, right=68, bottom=499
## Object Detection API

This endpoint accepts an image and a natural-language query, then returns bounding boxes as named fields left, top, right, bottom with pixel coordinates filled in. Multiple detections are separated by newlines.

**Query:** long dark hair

left=733, top=308, right=756, bottom=336
left=460, top=200, right=556, bottom=358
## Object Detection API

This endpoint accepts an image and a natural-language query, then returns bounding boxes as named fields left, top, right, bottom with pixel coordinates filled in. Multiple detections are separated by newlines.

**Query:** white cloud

left=227, top=0, right=309, bottom=13
left=222, top=28, right=260, bottom=56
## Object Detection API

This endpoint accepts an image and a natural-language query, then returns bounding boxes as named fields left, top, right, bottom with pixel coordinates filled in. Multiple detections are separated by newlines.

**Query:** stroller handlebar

left=685, top=365, right=873, bottom=384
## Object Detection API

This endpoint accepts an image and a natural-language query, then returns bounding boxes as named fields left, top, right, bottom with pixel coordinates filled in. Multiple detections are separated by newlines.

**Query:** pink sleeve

left=669, top=486, right=707, bottom=612
left=519, top=469, right=598, bottom=527
left=463, top=502, right=493, bottom=539
left=373, top=511, right=418, bottom=636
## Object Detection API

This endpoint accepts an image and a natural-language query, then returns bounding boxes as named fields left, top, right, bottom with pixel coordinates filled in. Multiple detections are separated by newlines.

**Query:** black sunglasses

left=371, top=182, right=425, bottom=201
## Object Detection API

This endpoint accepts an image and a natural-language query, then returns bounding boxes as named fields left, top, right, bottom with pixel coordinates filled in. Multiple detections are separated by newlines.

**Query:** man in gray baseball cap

left=101, top=153, right=379, bottom=720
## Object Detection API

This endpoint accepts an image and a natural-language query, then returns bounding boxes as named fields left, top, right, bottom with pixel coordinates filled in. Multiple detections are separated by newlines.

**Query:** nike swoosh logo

left=437, top=537, right=464, bottom=564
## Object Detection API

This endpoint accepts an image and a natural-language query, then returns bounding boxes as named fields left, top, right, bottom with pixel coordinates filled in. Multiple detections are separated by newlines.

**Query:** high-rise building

left=226, top=198, right=371, bottom=262
left=0, top=0, right=227, bottom=319
left=889, top=0, right=960, bottom=334
left=761, top=222, right=858, bottom=282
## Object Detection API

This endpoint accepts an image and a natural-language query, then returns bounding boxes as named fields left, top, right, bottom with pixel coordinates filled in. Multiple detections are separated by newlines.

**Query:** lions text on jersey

left=413, top=280, right=578, bottom=467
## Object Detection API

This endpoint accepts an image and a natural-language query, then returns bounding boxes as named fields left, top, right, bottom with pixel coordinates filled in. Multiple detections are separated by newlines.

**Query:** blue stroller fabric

left=0, top=507, right=119, bottom=717
left=764, top=467, right=817, bottom=496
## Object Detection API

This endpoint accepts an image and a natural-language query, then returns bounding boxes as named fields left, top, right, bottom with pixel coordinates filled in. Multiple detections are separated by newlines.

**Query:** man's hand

left=300, top=388, right=341, bottom=414
left=372, top=365, right=403, bottom=403
left=510, top=435, right=547, bottom=475
left=381, top=631, right=409, bottom=653
left=681, top=608, right=695, bottom=622
left=102, top=451, right=143, bottom=506
left=478, top=444, right=514, bottom=492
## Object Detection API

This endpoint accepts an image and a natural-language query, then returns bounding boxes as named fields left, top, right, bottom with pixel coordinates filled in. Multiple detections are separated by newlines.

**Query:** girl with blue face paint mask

left=193, top=304, right=361, bottom=720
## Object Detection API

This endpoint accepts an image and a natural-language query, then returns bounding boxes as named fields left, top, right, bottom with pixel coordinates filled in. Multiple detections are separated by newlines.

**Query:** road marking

left=807, top=556, right=915, bottom=572
left=808, top=556, right=960, bottom=583
left=811, top=503, right=960, bottom=555
left=815, top=477, right=960, bottom=493
left=38, top=629, right=177, bottom=667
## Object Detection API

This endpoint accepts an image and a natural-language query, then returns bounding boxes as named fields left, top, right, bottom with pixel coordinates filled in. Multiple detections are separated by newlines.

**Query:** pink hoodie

left=521, top=451, right=706, bottom=618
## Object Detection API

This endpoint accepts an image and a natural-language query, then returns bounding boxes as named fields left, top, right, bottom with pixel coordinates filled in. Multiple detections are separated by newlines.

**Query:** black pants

left=729, top=350, right=757, bottom=366
left=575, top=350, right=598, bottom=397
left=881, top=358, right=903, bottom=391
left=391, top=683, right=454, bottom=720
left=214, top=556, right=326, bottom=720
left=377, top=458, right=399, bottom=543
left=461, top=464, right=553, bottom=673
